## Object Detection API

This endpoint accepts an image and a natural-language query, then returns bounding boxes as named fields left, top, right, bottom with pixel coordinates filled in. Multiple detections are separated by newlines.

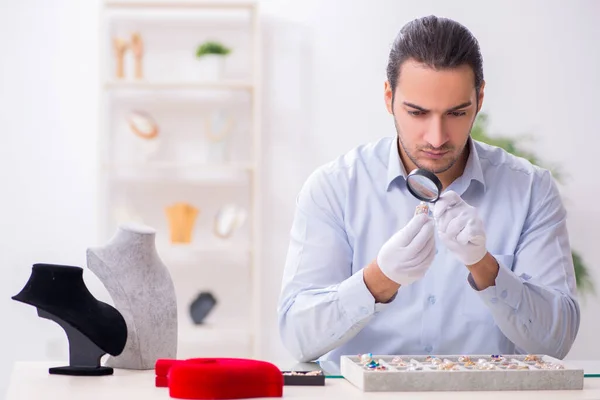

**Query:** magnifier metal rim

left=406, top=168, right=443, bottom=202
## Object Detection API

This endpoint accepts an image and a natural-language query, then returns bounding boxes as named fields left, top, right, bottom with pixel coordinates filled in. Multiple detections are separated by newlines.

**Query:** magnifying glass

left=406, top=169, right=443, bottom=215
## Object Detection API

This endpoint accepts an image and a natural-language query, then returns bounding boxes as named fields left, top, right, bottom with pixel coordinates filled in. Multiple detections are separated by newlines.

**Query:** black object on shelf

left=281, top=371, right=325, bottom=386
left=12, top=263, right=128, bottom=376
left=189, top=291, right=217, bottom=324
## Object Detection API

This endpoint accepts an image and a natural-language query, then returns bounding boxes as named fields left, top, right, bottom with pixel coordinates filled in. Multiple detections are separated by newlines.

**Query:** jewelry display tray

left=340, top=354, right=584, bottom=392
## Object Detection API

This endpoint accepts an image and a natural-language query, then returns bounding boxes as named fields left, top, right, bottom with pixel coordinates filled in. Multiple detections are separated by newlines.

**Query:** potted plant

left=471, top=112, right=594, bottom=296
left=195, top=41, right=231, bottom=81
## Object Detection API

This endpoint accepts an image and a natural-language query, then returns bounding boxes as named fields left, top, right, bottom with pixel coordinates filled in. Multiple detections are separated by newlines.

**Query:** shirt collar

left=385, top=136, right=486, bottom=192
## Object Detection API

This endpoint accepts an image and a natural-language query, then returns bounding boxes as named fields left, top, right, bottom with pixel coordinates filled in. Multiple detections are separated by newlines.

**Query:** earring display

left=130, top=32, right=144, bottom=80
left=340, top=354, right=583, bottom=392
left=12, top=263, right=127, bottom=376
left=213, top=204, right=247, bottom=239
left=166, top=202, right=200, bottom=244
left=87, top=223, right=178, bottom=370
left=113, top=37, right=128, bottom=79
left=189, top=291, right=217, bottom=325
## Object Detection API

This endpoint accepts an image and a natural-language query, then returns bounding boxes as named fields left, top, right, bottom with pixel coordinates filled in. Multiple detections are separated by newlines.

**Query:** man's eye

left=408, top=110, right=423, bottom=116
left=449, top=111, right=466, bottom=117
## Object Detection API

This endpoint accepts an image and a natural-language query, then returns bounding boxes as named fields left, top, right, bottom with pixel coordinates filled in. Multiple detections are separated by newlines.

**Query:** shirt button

left=501, top=290, right=508, bottom=299
left=428, top=295, right=436, bottom=305
left=490, top=297, right=498, bottom=304
left=360, top=307, right=369, bottom=315
left=424, top=346, right=433, bottom=353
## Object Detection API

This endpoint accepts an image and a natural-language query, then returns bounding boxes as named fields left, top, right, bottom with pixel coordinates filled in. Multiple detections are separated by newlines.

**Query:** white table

left=7, top=361, right=600, bottom=399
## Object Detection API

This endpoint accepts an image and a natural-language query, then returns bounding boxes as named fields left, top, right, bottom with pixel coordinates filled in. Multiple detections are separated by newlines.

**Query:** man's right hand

left=376, top=213, right=436, bottom=286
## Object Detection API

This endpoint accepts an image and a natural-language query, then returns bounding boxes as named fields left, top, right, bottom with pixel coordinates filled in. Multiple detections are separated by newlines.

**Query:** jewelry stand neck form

left=87, top=222, right=178, bottom=370
left=12, top=263, right=127, bottom=376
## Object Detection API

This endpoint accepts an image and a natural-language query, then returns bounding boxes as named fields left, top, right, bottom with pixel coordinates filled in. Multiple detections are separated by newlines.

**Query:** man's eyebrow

left=402, top=101, right=472, bottom=112
left=403, top=102, right=428, bottom=112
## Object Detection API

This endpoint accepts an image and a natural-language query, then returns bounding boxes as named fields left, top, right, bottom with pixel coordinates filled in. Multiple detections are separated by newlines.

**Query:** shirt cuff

left=338, top=268, right=392, bottom=323
left=468, top=258, right=524, bottom=310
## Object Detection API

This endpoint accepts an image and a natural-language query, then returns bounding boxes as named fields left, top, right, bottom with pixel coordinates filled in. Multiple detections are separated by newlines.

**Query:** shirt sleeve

left=470, top=169, right=581, bottom=359
left=277, top=167, right=392, bottom=362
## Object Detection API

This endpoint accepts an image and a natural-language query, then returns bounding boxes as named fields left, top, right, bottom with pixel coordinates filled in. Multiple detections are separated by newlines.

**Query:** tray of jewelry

left=340, top=354, right=584, bottom=392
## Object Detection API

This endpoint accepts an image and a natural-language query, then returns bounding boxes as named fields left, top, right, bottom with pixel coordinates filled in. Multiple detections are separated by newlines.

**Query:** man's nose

left=423, top=117, right=447, bottom=149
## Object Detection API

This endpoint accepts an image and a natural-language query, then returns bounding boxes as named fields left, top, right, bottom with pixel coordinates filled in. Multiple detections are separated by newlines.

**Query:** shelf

left=104, top=80, right=254, bottom=91
left=158, top=242, right=251, bottom=259
left=105, top=162, right=253, bottom=183
left=104, top=161, right=254, bottom=170
left=104, top=0, right=257, bottom=10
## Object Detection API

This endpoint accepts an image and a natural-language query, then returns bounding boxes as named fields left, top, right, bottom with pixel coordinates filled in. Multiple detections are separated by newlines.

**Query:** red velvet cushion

left=156, top=358, right=283, bottom=399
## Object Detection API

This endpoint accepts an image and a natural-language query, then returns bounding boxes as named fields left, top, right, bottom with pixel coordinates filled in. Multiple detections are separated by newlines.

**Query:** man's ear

left=476, top=81, right=485, bottom=113
left=384, top=80, right=394, bottom=115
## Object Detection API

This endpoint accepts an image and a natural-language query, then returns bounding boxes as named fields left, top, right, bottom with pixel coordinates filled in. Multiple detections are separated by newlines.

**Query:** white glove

left=433, top=191, right=487, bottom=266
left=376, top=213, right=436, bottom=285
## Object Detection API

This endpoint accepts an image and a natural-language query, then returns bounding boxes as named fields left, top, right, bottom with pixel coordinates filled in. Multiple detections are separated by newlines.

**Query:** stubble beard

left=393, top=117, right=468, bottom=175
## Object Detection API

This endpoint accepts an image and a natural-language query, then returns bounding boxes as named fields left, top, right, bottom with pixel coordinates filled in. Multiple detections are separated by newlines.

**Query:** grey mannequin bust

left=86, top=223, right=178, bottom=369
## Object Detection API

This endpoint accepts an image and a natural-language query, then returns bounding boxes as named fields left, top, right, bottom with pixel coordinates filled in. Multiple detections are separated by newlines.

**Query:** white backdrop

left=0, top=0, right=598, bottom=396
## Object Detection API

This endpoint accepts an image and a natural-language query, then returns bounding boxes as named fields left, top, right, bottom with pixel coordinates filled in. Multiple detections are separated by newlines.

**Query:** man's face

left=384, top=59, right=484, bottom=174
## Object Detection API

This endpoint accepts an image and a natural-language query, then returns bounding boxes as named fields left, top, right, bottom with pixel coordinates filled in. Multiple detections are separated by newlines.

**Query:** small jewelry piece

left=430, top=357, right=443, bottom=365
left=524, top=354, right=539, bottom=362
left=517, top=365, right=530, bottom=370
left=282, top=371, right=322, bottom=376
left=359, top=353, right=373, bottom=365
left=414, top=202, right=430, bottom=216
left=490, top=354, right=504, bottom=362
left=458, top=356, right=472, bottom=363
left=463, top=360, right=476, bottom=367
left=506, top=364, right=518, bottom=369
left=534, top=361, right=547, bottom=369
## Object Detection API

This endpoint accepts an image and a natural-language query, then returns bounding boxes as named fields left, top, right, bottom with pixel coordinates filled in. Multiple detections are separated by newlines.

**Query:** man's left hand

left=433, top=190, right=487, bottom=266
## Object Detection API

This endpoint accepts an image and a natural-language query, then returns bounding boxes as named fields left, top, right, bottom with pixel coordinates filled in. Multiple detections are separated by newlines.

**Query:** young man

left=277, top=15, right=580, bottom=365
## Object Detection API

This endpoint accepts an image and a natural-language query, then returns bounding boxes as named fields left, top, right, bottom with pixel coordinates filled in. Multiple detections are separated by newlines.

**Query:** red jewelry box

left=155, top=358, right=283, bottom=399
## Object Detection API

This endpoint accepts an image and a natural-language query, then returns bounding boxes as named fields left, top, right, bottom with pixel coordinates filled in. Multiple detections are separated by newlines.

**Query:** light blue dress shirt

left=277, top=136, right=580, bottom=365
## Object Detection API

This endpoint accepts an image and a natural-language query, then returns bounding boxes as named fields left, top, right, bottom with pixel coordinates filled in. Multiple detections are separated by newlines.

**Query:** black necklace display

left=12, top=263, right=128, bottom=376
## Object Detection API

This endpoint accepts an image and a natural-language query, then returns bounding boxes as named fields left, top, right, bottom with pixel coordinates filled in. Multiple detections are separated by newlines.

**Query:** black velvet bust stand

left=12, top=263, right=128, bottom=376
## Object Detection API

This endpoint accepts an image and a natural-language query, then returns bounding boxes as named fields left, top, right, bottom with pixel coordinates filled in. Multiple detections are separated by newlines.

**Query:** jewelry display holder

left=127, top=110, right=162, bottom=162
left=204, top=110, right=235, bottom=164
left=341, top=354, right=584, bottom=392
left=213, top=204, right=247, bottom=239
left=12, top=263, right=127, bottom=376
left=86, top=223, right=178, bottom=370
left=166, top=202, right=199, bottom=244
left=189, top=291, right=217, bottom=325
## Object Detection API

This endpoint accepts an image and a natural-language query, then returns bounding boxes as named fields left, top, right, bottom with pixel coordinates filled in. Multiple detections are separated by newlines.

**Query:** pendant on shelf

left=214, top=204, right=247, bottom=239
left=128, top=111, right=159, bottom=140
left=127, top=110, right=161, bottom=161
left=166, top=202, right=199, bottom=244
left=204, top=110, right=235, bottom=164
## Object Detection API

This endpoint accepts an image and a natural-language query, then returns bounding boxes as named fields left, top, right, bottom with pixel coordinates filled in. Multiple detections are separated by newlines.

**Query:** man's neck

left=398, top=139, right=470, bottom=191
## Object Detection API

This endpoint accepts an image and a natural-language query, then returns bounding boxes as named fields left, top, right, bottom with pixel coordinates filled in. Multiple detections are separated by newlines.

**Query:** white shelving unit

left=98, top=0, right=262, bottom=359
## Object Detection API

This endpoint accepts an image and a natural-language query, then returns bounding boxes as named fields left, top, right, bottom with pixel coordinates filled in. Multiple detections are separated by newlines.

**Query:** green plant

left=472, top=112, right=594, bottom=296
left=195, top=41, right=231, bottom=58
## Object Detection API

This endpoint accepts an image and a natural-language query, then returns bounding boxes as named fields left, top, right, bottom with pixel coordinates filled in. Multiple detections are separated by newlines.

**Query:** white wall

left=0, top=0, right=598, bottom=396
